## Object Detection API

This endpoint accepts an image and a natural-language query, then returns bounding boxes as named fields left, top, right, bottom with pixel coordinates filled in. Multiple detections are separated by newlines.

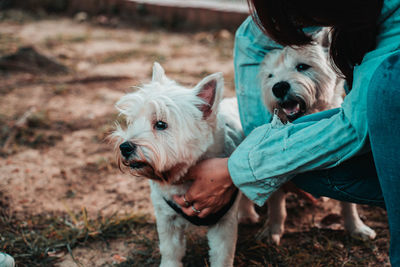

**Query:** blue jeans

left=292, top=52, right=400, bottom=266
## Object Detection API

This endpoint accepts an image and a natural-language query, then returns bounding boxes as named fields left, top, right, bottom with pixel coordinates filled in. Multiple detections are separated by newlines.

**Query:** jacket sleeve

left=230, top=17, right=370, bottom=206
left=228, top=110, right=362, bottom=206
left=233, top=16, right=281, bottom=136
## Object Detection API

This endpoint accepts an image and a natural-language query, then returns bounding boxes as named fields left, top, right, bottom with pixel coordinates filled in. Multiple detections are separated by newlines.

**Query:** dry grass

left=0, top=200, right=390, bottom=267
left=0, top=196, right=151, bottom=267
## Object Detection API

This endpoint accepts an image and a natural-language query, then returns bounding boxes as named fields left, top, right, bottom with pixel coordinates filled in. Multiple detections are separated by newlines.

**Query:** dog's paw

left=255, top=229, right=282, bottom=245
left=349, top=224, right=377, bottom=241
left=255, top=223, right=284, bottom=245
left=271, top=233, right=281, bottom=245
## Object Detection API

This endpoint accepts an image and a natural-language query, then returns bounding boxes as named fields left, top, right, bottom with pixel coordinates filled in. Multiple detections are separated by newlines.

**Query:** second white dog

left=258, top=41, right=376, bottom=244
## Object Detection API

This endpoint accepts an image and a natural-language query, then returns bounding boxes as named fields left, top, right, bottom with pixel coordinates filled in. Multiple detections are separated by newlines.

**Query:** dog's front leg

left=257, top=188, right=286, bottom=245
left=150, top=183, right=187, bottom=267
left=155, top=213, right=186, bottom=267
left=207, top=210, right=238, bottom=267
left=237, top=194, right=259, bottom=224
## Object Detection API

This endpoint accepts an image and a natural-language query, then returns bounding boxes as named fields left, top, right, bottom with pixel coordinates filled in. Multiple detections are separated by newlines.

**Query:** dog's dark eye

left=154, top=120, right=168, bottom=130
left=268, top=74, right=273, bottom=78
left=296, top=63, right=311, bottom=72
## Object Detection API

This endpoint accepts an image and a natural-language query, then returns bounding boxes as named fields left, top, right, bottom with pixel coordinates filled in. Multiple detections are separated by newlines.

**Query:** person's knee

left=367, top=51, right=400, bottom=148
left=367, top=52, right=400, bottom=112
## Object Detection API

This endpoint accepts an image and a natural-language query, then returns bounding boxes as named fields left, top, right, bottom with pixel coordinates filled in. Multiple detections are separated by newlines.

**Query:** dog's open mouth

left=280, top=99, right=306, bottom=121
left=121, top=158, right=148, bottom=170
left=122, top=159, right=166, bottom=183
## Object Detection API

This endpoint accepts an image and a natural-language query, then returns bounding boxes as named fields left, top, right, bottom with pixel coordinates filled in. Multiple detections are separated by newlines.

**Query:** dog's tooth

left=283, top=103, right=300, bottom=116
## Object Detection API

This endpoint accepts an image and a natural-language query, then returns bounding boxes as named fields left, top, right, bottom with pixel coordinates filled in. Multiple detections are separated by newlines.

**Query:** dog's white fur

left=113, top=63, right=258, bottom=267
left=260, top=44, right=343, bottom=122
left=258, top=39, right=376, bottom=244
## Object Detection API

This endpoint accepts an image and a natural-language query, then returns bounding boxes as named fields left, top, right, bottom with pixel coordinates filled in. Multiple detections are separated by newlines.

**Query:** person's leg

left=367, top=51, right=400, bottom=266
left=291, top=108, right=385, bottom=207
left=291, top=152, right=385, bottom=207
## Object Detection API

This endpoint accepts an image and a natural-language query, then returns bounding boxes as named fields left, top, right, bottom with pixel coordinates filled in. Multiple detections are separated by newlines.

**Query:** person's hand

left=173, top=157, right=237, bottom=218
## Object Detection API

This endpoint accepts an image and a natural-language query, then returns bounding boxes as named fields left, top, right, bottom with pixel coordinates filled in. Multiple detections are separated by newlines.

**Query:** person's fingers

left=198, top=207, right=213, bottom=218
left=173, top=194, right=192, bottom=207
left=180, top=205, right=200, bottom=216
left=175, top=193, right=213, bottom=217
left=176, top=201, right=222, bottom=218
left=173, top=195, right=184, bottom=206
left=191, top=204, right=202, bottom=214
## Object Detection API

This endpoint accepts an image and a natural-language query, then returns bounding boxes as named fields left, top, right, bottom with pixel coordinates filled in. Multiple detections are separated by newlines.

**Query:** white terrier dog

left=258, top=41, right=376, bottom=244
left=112, top=63, right=258, bottom=267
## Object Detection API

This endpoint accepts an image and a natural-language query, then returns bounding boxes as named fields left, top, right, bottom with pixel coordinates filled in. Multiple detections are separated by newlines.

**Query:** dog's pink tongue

left=283, top=103, right=300, bottom=116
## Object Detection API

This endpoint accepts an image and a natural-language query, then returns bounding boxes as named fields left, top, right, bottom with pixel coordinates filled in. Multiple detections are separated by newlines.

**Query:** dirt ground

left=0, top=9, right=391, bottom=267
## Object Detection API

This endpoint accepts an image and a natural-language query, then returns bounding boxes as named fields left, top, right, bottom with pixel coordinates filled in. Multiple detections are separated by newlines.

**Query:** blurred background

left=0, top=1, right=390, bottom=266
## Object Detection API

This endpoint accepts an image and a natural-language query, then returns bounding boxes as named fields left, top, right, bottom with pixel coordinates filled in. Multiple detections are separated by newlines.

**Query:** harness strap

left=163, top=189, right=239, bottom=226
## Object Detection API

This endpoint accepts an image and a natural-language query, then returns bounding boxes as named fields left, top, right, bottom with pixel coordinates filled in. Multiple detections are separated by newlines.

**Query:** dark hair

left=248, top=0, right=384, bottom=88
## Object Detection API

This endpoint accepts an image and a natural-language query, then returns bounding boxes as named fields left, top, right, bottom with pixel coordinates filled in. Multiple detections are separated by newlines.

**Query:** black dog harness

left=163, top=189, right=239, bottom=226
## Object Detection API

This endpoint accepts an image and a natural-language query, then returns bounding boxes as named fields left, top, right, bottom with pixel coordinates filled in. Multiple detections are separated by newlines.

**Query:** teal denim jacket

left=228, top=0, right=400, bottom=206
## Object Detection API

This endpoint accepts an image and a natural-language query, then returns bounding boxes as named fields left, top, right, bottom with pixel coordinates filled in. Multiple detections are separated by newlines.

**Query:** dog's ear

left=311, top=27, right=331, bottom=49
left=152, top=62, right=168, bottom=83
left=194, top=72, right=224, bottom=119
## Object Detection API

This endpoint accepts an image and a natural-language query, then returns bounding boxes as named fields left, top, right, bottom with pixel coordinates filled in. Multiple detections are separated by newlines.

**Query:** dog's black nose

left=272, top=81, right=290, bottom=99
left=119, top=141, right=136, bottom=158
